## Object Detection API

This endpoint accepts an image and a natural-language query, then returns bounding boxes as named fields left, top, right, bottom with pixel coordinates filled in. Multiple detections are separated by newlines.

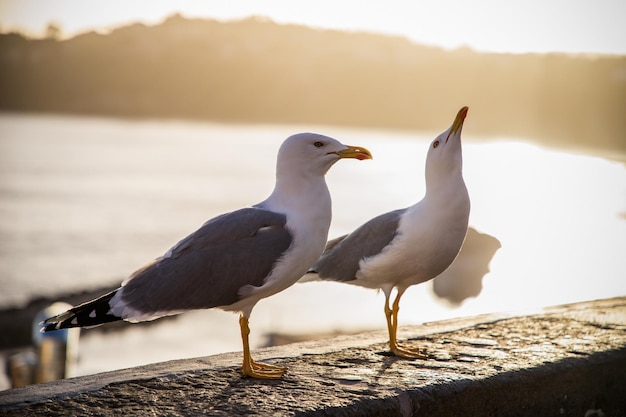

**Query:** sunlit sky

left=0, top=0, right=625, bottom=55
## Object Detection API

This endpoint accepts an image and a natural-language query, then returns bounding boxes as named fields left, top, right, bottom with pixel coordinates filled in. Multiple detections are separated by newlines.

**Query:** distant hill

left=1, top=15, right=625, bottom=155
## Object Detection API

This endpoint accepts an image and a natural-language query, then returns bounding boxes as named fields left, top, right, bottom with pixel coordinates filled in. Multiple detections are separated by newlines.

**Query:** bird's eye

left=433, top=140, right=440, bottom=149
left=314, top=141, right=324, bottom=148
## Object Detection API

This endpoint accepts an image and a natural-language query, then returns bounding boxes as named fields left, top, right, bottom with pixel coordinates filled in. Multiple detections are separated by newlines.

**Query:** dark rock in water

left=0, top=286, right=135, bottom=349
left=431, top=227, right=501, bottom=306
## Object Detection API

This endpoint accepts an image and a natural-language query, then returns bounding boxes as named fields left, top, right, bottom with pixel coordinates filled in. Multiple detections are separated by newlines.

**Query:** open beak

left=334, top=145, right=373, bottom=161
left=446, top=106, right=469, bottom=142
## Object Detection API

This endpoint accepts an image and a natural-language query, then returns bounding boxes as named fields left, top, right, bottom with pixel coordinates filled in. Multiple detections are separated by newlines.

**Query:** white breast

left=356, top=181, right=470, bottom=289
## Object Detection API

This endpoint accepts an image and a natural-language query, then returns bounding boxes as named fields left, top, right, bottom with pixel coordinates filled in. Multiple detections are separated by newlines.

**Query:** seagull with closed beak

left=306, top=107, right=470, bottom=358
left=41, top=133, right=372, bottom=379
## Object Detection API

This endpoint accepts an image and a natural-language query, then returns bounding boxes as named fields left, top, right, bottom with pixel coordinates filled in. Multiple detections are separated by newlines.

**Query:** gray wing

left=119, top=207, right=293, bottom=313
left=313, top=208, right=406, bottom=282
left=323, top=234, right=349, bottom=252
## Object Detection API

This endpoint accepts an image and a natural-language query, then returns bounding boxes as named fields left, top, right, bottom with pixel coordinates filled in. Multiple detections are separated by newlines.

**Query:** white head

left=276, top=132, right=372, bottom=180
left=425, top=107, right=468, bottom=190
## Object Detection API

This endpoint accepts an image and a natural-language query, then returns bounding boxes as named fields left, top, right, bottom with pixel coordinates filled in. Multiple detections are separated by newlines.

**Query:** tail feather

left=41, top=290, right=122, bottom=332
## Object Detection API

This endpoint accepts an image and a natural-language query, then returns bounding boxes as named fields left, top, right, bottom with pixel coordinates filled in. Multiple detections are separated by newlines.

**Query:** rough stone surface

left=1, top=297, right=625, bottom=416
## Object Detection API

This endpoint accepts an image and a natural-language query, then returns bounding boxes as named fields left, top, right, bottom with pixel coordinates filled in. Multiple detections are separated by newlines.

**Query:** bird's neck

left=263, top=176, right=333, bottom=268
left=425, top=161, right=464, bottom=196
left=265, top=175, right=332, bottom=224
left=424, top=173, right=469, bottom=210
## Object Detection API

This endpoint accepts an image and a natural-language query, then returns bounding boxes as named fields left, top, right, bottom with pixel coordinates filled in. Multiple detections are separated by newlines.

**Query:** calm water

left=1, top=113, right=625, bottom=378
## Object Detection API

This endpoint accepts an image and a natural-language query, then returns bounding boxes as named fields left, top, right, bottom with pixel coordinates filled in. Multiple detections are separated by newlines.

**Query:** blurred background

left=0, top=0, right=625, bottom=389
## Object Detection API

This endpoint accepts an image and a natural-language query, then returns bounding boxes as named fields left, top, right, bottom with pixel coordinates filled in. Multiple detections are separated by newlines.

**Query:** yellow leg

left=384, top=289, right=427, bottom=359
left=239, top=315, right=286, bottom=379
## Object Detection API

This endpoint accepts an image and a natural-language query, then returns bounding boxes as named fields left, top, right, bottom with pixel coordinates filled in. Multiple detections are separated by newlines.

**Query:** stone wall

left=1, top=297, right=624, bottom=416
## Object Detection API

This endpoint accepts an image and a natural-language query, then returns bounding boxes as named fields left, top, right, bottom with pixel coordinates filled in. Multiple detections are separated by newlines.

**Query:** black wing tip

left=40, top=322, right=59, bottom=333
left=39, top=312, right=121, bottom=332
left=39, top=312, right=73, bottom=332
left=40, top=315, right=59, bottom=325
left=38, top=290, right=122, bottom=332
left=38, top=311, right=68, bottom=332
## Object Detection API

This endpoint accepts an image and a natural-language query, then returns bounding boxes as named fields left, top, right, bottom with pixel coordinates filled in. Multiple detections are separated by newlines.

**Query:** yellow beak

left=334, top=145, right=373, bottom=161
left=451, top=106, right=469, bottom=135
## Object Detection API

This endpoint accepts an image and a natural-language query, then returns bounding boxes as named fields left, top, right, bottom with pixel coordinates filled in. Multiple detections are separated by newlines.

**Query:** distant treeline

left=1, top=15, right=625, bottom=154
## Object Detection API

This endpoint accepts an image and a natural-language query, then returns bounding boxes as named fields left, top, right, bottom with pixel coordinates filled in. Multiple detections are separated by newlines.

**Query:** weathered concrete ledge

left=1, top=297, right=625, bottom=416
